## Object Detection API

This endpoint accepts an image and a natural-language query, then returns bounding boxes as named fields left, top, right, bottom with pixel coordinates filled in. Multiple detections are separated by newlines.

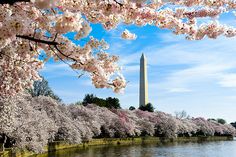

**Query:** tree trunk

left=0, top=134, right=6, bottom=152
left=0, top=143, right=3, bottom=152
left=2, top=134, right=7, bottom=152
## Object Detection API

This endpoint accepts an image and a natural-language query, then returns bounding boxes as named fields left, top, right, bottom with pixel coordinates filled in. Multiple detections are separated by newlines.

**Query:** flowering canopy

left=0, top=95, right=235, bottom=153
left=1, top=0, right=236, bottom=97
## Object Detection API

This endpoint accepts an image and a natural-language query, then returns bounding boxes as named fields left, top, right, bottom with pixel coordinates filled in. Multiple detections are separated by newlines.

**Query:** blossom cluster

left=0, top=1, right=126, bottom=98
left=0, top=95, right=235, bottom=153
left=121, top=29, right=137, bottom=40
left=2, top=0, right=236, bottom=97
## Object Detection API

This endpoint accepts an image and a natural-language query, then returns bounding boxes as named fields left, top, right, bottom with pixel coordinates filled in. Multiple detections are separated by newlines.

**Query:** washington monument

left=139, top=53, right=148, bottom=107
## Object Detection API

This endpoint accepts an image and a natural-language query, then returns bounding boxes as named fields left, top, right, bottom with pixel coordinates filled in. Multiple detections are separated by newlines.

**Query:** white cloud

left=218, top=73, right=236, bottom=88
left=143, top=35, right=236, bottom=91
left=162, top=63, right=231, bottom=86
left=122, top=65, right=140, bottom=74
left=40, top=62, right=79, bottom=79
left=40, top=63, right=68, bottom=72
left=158, top=33, right=185, bottom=43
left=119, top=52, right=141, bottom=65
left=168, top=88, right=192, bottom=93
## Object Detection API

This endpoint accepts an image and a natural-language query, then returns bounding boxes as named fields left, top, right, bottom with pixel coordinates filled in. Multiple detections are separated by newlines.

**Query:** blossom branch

left=49, top=46, right=84, bottom=77
left=54, top=45, right=77, bottom=62
left=16, top=35, right=59, bottom=46
left=0, top=0, right=30, bottom=5
left=113, top=0, right=123, bottom=6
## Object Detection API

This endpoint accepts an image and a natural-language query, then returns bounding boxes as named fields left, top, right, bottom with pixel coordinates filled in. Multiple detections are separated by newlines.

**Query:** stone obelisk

left=139, top=53, right=148, bottom=107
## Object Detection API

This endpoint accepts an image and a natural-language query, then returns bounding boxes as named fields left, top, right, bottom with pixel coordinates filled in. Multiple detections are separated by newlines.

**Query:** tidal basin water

left=48, top=139, right=236, bottom=157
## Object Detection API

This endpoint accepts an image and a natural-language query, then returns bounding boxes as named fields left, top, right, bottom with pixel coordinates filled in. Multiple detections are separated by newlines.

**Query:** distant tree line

left=207, top=118, right=227, bottom=125
left=82, top=94, right=157, bottom=112
left=231, top=122, right=236, bottom=129
left=28, top=77, right=157, bottom=112
left=81, top=94, right=121, bottom=109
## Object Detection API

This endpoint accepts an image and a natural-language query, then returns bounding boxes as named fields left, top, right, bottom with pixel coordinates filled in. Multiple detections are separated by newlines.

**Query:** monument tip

left=141, top=53, right=146, bottom=59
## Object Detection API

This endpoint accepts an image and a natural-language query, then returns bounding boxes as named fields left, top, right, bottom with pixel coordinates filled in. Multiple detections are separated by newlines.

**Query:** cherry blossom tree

left=1, top=95, right=236, bottom=152
left=0, top=94, right=57, bottom=153
left=0, top=97, right=17, bottom=151
left=31, top=96, right=82, bottom=144
left=176, top=118, right=198, bottom=137
left=193, top=117, right=216, bottom=136
left=11, top=96, right=57, bottom=153
left=154, top=111, right=178, bottom=138
left=1, top=0, right=236, bottom=97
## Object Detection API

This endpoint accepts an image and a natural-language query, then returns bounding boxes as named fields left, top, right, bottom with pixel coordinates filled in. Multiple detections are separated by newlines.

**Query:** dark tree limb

left=16, top=35, right=59, bottom=46
left=16, top=34, right=84, bottom=65
left=15, top=34, right=86, bottom=78
left=113, top=0, right=124, bottom=6
left=49, top=46, right=84, bottom=77
left=54, top=45, right=77, bottom=62
left=0, top=0, right=30, bottom=5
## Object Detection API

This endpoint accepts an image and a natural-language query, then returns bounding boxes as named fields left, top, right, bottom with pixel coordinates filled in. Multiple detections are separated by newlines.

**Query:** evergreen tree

left=82, top=94, right=121, bottom=109
left=106, top=97, right=121, bottom=109
left=82, top=94, right=96, bottom=106
left=129, top=106, right=136, bottom=111
left=139, top=103, right=154, bottom=112
left=217, top=118, right=227, bottom=124
left=230, top=122, right=236, bottom=129
left=28, top=76, right=61, bottom=102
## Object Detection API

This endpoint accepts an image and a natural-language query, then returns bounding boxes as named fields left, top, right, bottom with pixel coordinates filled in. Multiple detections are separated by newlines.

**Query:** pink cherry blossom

left=2, top=0, right=236, bottom=97
left=1, top=95, right=235, bottom=152
left=121, top=29, right=137, bottom=40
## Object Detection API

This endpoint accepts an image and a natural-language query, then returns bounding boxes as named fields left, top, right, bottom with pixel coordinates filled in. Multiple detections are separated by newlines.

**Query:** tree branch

left=54, top=45, right=77, bottom=62
left=113, top=0, right=123, bottom=6
left=49, top=46, right=84, bottom=77
left=0, top=0, right=30, bottom=5
left=16, top=35, right=59, bottom=45
left=16, top=34, right=84, bottom=65
left=16, top=34, right=85, bottom=77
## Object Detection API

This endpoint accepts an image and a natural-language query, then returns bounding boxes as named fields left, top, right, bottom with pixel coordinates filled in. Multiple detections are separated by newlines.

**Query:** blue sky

left=40, top=19, right=236, bottom=123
